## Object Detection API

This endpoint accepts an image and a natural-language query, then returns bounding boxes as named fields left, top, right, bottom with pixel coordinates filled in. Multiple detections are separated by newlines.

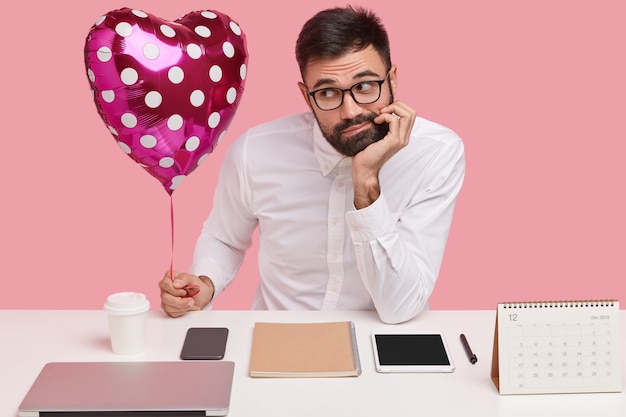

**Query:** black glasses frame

left=307, top=72, right=390, bottom=111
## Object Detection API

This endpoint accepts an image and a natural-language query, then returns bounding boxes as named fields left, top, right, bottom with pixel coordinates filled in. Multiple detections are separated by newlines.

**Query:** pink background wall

left=1, top=1, right=624, bottom=311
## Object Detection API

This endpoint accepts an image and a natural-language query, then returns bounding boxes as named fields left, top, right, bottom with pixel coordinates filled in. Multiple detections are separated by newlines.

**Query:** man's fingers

left=161, top=292, right=194, bottom=317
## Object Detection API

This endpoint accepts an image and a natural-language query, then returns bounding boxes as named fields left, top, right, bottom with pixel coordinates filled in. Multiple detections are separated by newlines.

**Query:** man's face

left=299, top=46, right=396, bottom=157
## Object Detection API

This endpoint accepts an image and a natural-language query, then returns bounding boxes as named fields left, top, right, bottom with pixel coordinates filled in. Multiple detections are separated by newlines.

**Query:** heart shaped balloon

left=84, top=8, right=248, bottom=194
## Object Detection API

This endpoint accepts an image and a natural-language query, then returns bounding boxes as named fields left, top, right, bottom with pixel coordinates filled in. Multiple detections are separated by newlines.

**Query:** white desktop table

left=1, top=309, right=625, bottom=416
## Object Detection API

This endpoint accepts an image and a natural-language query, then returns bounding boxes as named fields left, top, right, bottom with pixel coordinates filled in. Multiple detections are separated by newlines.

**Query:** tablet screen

left=372, top=333, right=455, bottom=373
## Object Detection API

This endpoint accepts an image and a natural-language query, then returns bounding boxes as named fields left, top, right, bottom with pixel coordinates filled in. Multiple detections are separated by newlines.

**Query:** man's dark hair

left=295, top=6, right=391, bottom=77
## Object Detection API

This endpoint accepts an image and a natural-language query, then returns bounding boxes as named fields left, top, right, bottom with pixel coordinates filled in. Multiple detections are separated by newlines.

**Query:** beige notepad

left=249, top=321, right=361, bottom=378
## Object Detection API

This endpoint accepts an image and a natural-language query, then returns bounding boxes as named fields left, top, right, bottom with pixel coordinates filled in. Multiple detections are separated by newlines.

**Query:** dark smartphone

left=180, top=327, right=229, bottom=360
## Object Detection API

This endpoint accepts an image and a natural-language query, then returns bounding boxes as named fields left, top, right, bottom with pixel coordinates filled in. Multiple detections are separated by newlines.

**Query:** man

left=159, top=6, right=465, bottom=324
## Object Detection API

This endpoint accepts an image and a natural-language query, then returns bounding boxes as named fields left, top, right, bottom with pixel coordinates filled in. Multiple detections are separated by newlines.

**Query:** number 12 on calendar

left=490, top=300, right=622, bottom=395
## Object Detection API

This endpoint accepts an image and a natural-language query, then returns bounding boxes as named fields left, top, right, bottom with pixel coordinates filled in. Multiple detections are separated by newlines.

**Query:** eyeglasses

left=307, top=72, right=390, bottom=111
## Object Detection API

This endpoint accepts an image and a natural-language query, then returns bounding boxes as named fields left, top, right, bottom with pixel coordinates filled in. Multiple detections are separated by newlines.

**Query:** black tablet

left=371, top=332, right=455, bottom=373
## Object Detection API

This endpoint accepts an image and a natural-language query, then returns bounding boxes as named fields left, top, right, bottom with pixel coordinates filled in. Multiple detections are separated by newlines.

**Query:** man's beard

left=317, top=113, right=389, bottom=157
left=314, top=95, right=394, bottom=157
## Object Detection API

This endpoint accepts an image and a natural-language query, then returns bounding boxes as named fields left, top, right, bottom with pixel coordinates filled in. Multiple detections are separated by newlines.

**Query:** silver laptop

left=18, top=361, right=235, bottom=416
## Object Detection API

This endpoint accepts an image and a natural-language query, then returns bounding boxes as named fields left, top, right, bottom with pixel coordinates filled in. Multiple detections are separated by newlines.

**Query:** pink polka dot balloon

left=84, top=8, right=248, bottom=194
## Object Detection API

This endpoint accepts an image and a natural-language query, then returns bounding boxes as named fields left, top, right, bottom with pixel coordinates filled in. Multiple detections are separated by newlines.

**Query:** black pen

left=460, top=333, right=477, bottom=364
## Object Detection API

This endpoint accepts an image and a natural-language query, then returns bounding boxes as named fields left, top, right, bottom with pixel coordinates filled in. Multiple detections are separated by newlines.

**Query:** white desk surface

left=1, top=309, right=625, bottom=416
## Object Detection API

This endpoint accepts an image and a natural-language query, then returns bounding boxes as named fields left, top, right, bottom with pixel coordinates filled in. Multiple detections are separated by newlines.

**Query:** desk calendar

left=491, top=300, right=622, bottom=395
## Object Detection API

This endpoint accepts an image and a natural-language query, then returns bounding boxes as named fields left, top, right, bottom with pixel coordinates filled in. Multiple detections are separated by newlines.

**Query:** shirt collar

left=312, top=119, right=348, bottom=176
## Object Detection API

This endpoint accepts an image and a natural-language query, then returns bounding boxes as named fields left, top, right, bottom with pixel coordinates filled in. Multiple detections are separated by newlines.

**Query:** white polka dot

left=229, top=22, right=242, bottom=36
left=226, top=87, right=237, bottom=104
left=108, top=125, right=118, bottom=135
left=217, top=130, right=227, bottom=144
left=194, top=25, right=211, bottom=38
left=115, top=22, right=133, bottom=37
left=222, top=41, right=235, bottom=58
left=159, top=157, right=175, bottom=168
left=118, top=141, right=131, bottom=154
left=160, top=24, right=176, bottom=38
left=201, top=11, right=217, bottom=19
left=185, top=136, right=201, bottom=151
left=190, top=90, right=205, bottom=107
left=187, top=43, right=202, bottom=59
left=170, top=175, right=186, bottom=190
left=168, top=114, right=184, bottom=131
left=95, top=15, right=106, bottom=26
left=87, top=68, right=95, bottom=83
left=121, top=113, right=137, bottom=128
left=96, top=46, right=112, bottom=62
left=145, top=91, right=162, bottom=108
left=197, top=153, right=210, bottom=165
left=209, top=65, right=222, bottom=82
left=143, top=43, right=159, bottom=60
left=240, top=64, right=247, bottom=80
left=208, top=112, right=220, bottom=128
left=140, top=134, right=157, bottom=148
left=168, top=66, right=184, bottom=84
left=121, top=68, right=139, bottom=85
left=102, top=90, right=115, bottom=103
left=131, top=9, right=148, bottom=18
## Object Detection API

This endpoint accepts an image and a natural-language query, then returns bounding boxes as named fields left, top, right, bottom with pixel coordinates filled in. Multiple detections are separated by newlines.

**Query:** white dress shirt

left=190, top=112, right=465, bottom=323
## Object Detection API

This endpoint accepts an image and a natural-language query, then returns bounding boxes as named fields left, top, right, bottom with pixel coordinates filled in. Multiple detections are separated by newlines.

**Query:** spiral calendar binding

left=500, top=299, right=618, bottom=309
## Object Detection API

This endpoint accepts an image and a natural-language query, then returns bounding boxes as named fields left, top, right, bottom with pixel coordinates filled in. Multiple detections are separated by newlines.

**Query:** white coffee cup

left=104, top=292, right=150, bottom=355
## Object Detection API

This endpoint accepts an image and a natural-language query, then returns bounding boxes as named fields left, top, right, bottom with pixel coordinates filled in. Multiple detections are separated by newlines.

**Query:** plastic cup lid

left=104, top=292, right=150, bottom=315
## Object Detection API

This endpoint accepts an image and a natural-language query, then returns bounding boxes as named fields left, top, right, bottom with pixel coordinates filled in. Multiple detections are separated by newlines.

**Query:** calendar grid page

left=494, top=300, right=622, bottom=395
